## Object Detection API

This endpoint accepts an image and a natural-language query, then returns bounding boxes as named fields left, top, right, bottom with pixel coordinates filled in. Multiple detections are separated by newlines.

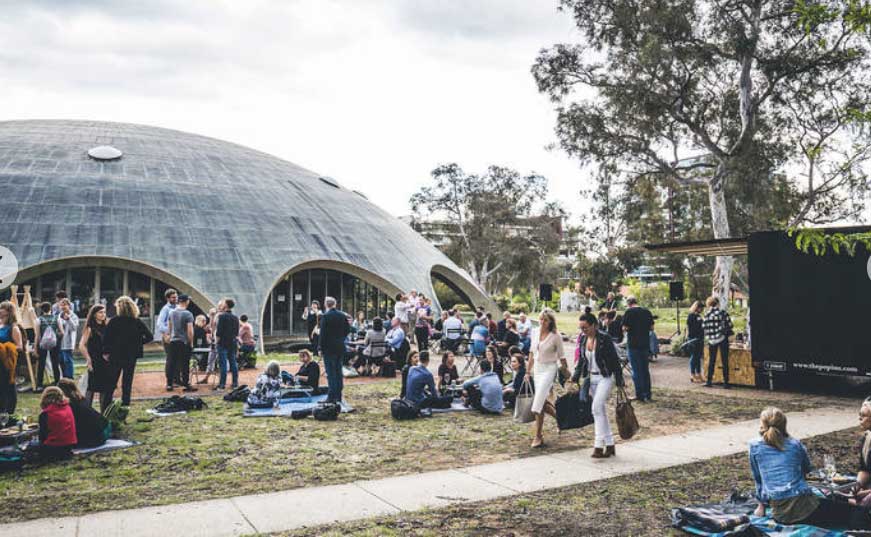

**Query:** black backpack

left=290, top=409, right=312, bottom=419
left=223, top=385, right=250, bottom=402
left=313, top=401, right=340, bottom=421
left=0, top=447, right=24, bottom=474
left=390, top=398, right=419, bottom=420
left=380, top=361, right=397, bottom=378
left=154, top=395, right=208, bottom=413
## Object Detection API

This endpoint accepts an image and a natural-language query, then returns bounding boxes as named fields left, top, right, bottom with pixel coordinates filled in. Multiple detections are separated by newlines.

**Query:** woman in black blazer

left=104, top=296, right=153, bottom=406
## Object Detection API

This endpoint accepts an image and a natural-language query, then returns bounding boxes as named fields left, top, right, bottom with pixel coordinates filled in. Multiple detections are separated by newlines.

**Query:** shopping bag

left=78, top=370, right=89, bottom=394
left=615, top=386, right=639, bottom=439
left=513, top=378, right=535, bottom=423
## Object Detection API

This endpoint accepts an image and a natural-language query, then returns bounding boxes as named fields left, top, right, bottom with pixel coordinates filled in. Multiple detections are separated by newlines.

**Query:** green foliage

left=789, top=228, right=871, bottom=256
left=508, top=301, right=530, bottom=314
left=624, top=279, right=671, bottom=308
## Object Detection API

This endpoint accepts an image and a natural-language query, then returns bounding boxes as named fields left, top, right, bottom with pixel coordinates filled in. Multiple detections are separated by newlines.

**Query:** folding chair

left=365, top=341, right=389, bottom=376
left=461, top=339, right=486, bottom=377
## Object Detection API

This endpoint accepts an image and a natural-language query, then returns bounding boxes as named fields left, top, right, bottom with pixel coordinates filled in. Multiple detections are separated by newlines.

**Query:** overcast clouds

left=0, top=1, right=584, bottom=217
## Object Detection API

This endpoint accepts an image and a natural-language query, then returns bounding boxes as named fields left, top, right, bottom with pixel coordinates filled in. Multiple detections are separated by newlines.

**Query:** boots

left=604, top=445, right=616, bottom=458
left=591, top=447, right=606, bottom=458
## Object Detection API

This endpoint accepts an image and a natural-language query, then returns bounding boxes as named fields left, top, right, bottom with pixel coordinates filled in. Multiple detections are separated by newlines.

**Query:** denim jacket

left=748, top=436, right=814, bottom=503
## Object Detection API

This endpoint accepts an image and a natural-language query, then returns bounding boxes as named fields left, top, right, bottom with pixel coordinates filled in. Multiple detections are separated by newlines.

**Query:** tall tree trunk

left=708, top=169, right=733, bottom=309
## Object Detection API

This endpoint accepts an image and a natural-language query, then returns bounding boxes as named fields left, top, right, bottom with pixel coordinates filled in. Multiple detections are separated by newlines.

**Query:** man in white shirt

left=517, top=312, right=532, bottom=354
left=394, top=293, right=411, bottom=336
left=441, top=309, right=464, bottom=352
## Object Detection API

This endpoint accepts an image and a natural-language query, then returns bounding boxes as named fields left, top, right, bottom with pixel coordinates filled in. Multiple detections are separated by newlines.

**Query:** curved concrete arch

left=258, top=258, right=407, bottom=349
left=15, top=256, right=216, bottom=313
left=430, top=264, right=498, bottom=313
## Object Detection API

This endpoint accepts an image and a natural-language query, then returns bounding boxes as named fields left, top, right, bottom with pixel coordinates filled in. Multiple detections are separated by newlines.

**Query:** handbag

left=555, top=391, right=593, bottom=431
left=615, top=386, right=639, bottom=439
left=513, top=378, right=535, bottom=423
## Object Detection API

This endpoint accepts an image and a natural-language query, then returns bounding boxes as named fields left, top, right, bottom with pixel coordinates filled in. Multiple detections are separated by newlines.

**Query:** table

left=0, top=424, right=39, bottom=447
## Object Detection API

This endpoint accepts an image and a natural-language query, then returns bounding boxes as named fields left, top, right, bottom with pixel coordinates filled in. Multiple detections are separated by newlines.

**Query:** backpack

left=102, top=400, right=128, bottom=429
left=313, top=401, right=340, bottom=421
left=390, top=398, right=419, bottom=420
left=39, top=323, right=57, bottom=350
left=223, top=385, right=250, bottom=402
left=290, top=409, right=312, bottom=419
left=380, top=361, right=397, bottom=378
left=0, top=447, right=24, bottom=474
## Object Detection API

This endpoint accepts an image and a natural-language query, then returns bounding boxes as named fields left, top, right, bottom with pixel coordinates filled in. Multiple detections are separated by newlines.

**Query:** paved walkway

left=3, top=406, right=856, bottom=537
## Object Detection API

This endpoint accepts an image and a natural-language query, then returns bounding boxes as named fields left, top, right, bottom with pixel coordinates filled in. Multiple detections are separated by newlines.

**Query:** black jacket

left=687, top=312, right=704, bottom=340
left=319, top=309, right=350, bottom=356
left=571, top=330, right=624, bottom=387
left=104, top=316, right=153, bottom=361
left=216, top=311, right=240, bottom=350
left=69, top=398, right=109, bottom=448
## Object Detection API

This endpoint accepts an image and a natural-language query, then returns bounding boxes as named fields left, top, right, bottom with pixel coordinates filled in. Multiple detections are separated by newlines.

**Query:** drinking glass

left=823, top=454, right=837, bottom=484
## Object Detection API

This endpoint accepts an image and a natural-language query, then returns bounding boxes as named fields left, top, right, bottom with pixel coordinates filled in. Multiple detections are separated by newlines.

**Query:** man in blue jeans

left=214, top=298, right=240, bottom=390
left=319, top=296, right=350, bottom=403
left=621, top=296, right=654, bottom=402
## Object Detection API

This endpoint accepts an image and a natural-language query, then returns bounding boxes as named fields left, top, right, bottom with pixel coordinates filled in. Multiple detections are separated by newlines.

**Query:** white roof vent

left=87, top=145, right=123, bottom=161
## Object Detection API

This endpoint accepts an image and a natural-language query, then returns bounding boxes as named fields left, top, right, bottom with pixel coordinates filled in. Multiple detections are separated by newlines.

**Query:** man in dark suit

left=319, top=296, right=350, bottom=403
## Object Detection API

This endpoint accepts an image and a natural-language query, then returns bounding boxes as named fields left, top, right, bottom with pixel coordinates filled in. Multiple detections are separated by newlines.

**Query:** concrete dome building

left=0, top=120, right=492, bottom=347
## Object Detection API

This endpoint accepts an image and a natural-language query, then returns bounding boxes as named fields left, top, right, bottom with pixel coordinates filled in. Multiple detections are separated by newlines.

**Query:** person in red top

left=35, top=386, right=77, bottom=461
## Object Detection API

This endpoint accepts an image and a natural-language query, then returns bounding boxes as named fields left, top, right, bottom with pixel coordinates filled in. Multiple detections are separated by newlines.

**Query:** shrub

left=454, top=303, right=472, bottom=312
left=509, top=301, right=529, bottom=314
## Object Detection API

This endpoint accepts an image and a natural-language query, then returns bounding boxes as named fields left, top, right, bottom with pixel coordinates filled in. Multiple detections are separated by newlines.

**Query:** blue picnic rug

left=676, top=515, right=847, bottom=537
left=242, top=393, right=354, bottom=417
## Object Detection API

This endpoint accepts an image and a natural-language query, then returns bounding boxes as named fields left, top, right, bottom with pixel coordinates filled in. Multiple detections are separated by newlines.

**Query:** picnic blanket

left=430, top=399, right=474, bottom=414
left=72, top=439, right=138, bottom=456
left=672, top=496, right=849, bottom=537
left=243, top=393, right=354, bottom=417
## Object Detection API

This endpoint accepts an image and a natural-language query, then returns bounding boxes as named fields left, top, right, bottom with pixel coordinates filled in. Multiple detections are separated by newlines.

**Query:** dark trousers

left=419, top=394, right=453, bottom=410
left=627, top=347, right=652, bottom=401
left=797, top=497, right=871, bottom=530
left=415, top=327, right=429, bottom=351
left=688, top=340, right=702, bottom=375
left=163, top=342, right=174, bottom=386
left=36, top=347, right=60, bottom=388
left=111, top=357, right=137, bottom=406
left=706, top=340, right=730, bottom=385
left=0, top=359, right=16, bottom=414
left=167, top=341, right=191, bottom=387
left=323, top=353, right=343, bottom=402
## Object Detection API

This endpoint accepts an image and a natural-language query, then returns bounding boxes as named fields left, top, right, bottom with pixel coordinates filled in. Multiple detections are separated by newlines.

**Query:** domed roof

left=0, top=119, right=490, bottom=328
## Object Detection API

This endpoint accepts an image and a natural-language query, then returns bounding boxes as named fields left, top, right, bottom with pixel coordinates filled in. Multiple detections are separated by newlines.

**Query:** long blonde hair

left=539, top=310, right=557, bottom=335
left=0, top=301, right=18, bottom=326
left=115, top=296, right=140, bottom=318
left=759, top=407, right=789, bottom=450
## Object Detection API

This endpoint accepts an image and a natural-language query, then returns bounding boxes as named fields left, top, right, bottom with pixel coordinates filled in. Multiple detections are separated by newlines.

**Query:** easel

left=9, top=285, right=38, bottom=391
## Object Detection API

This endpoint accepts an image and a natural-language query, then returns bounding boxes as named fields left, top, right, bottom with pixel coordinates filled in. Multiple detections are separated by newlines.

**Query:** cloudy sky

left=0, top=0, right=585, bottom=218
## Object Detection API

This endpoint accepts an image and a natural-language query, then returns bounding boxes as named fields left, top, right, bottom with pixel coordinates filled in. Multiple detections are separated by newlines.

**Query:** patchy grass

left=0, top=382, right=841, bottom=523
left=64, top=352, right=301, bottom=375
left=275, top=428, right=862, bottom=537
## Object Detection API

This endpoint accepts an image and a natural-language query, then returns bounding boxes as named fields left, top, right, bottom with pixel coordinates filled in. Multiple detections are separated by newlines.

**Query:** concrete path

left=3, top=406, right=856, bottom=537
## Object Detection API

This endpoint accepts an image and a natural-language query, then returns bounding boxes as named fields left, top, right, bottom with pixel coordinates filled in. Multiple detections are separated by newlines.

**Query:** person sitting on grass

left=31, top=386, right=77, bottom=462
left=247, top=360, right=283, bottom=408
left=502, top=348, right=527, bottom=407
left=294, top=350, right=320, bottom=391
left=462, top=360, right=504, bottom=415
left=57, top=378, right=109, bottom=448
left=405, top=351, right=452, bottom=410
left=437, top=351, right=459, bottom=393
left=750, top=407, right=871, bottom=529
left=400, top=350, right=420, bottom=399
left=484, top=345, right=505, bottom=382
left=852, top=400, right=871, bottom=507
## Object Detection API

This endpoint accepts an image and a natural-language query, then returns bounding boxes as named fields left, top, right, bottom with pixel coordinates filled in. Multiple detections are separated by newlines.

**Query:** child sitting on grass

left=34, top=386, right=77, bottom=462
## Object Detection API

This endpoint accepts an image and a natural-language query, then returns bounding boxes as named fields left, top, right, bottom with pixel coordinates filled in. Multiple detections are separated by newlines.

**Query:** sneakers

left=166, top=385, right=173, bottom=392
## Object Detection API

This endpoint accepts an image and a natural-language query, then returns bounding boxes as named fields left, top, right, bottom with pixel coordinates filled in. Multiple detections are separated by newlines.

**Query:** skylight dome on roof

left=87, top=145, right=123, bottom=161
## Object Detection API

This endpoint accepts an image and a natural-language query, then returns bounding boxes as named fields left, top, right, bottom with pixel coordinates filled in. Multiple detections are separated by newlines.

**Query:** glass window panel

left=70, top=268, right=95, bottom=318
left=40, top=269, right=67, bottom=303
left=291, top=272, right=308, bottom=335
left=128, top=271, right=151, bottom=318
left=367, top=283, right=378, bottom=321
left=341, top=273, right=355, bottom=314
left=272, top=278, right=290, bottom=334
left=326, top=270, right=341, bottom=304
left=309, top=270, right=325, bottom=310
left=100, top=268, right=124, bottom=317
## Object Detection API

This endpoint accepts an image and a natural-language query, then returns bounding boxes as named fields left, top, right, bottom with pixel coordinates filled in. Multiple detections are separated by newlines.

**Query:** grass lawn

left=553, top=308, right=748, bottom=339
left=62, top=352, right=300, bottom=375
left=0, top=380, right=840, bottom=523
left=274, top=427, right=862, bottom=537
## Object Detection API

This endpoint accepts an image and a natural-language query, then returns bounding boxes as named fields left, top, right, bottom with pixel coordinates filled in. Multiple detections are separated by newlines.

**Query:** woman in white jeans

left=571, top=312, right=625, bottom=458
left=525, top=310, right=566, bottom=448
